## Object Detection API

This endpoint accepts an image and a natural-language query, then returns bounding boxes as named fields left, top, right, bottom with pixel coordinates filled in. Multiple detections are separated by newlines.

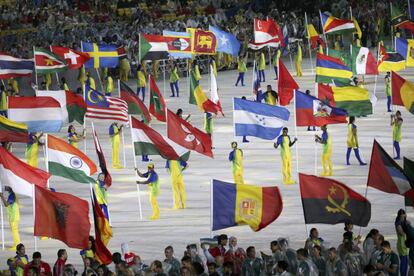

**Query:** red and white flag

left=253, top=18, right=282, bottom=47
left=209, top=65, right=223, bottom=115
left=167, top=109, right=213, bottom=158
left=85, top=88, right=128, bottom=123
left=50, top=46, right=91, bottom=69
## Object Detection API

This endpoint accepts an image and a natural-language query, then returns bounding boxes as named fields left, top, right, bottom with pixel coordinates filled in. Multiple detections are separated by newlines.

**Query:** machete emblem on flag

left=325, top=183, right=351, bottom=216
left=53, top=200, right=69, bottom=228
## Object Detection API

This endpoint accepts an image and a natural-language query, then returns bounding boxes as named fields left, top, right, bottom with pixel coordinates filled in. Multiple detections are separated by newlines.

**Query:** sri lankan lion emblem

left=239, top=199, right=258, bottom=220
left=325, top=183, right=351, bottom=216
left=198, top=35, right=213, bottom=49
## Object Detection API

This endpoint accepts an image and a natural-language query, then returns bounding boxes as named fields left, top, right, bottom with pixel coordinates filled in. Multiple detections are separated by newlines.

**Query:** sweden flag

left=81, top=42, right=119, bottom=68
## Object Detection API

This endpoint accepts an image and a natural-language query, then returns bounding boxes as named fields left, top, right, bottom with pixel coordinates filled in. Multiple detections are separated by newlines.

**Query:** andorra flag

left=212, top=179, right=283, bottom=231
left=391, top=71, right=414, bottom=115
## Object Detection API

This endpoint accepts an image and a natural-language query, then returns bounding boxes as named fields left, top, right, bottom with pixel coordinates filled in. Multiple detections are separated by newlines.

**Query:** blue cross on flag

left=81, top=42, right=119, bottom=68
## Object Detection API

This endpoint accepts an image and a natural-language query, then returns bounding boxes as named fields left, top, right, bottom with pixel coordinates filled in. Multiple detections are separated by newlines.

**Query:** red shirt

left=209, top=246, right=226, bottom=258
left=124, top=252, right=136, bottom=266
left=53, top=259, right=66, bottom=276
left=24, top=261, right=52, bottom=276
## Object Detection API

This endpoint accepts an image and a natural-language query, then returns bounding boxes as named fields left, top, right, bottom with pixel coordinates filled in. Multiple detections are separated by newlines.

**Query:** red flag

left=34, top=186, right=90, bottom=249
left=149, top=75, right=166, bottom=122
left=92, top=190, right=112, bottom=264
left=50, top=46, right=91, bottom=69
left=167, top=109, right=213, bottom=158
left=92, top=129, right=112, bottom=187
left=278, top=60, right=299, bottom=106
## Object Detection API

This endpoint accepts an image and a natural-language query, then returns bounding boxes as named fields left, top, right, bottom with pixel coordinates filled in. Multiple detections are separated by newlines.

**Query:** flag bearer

left=26, top=132, right=44, bottom=168
left=67, top=125, right=85, bottom=148
left=346, top=116, right=366, bottom=165
left=273, top=48, right=281, bottom=80
left=315, top=125, right=333, bottom=176
left=169, top=62, right=180, bottom=97
left=294, top=41, right=303, bottom=77
left=136, top=163, right=160, bottom=220
left=391, top=111, right=403, bottom=160
left=109, top=122, right=123, bottom=169
left=86, top=72, right=96, bottom=90
left=136, top=64, right=146, bottom=101
left=105, top=74, right=113, bottom=96
left=166, top=159, right=188, bottom=209
left=274, top=127, right=297, bottom=184
left=258, top=51, right=266, bottom=82
left=385, top=72, right=392, bottom=112
left=235, top=56, right=247, bottom=86
left=0, top=187, right=20, bottom=250
left=229, top=142, right=244, bottom=185
left=95, top=173, right=110, bottom=220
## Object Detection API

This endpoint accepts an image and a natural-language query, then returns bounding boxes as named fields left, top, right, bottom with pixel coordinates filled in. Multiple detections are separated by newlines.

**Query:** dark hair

left=349, top=116, right=355, bottom=124
left=366, top=229, right=379, bottom=239
left=165, top=245, right=173, bottom=252
left=343, top=231, right=353, bottom=242
left=152, top=260, right=163, bottom=269
left=57, top=249, right=66, bottom=258
left=176, top=108, right=183, bottom=116
left=88, top=236, right=96, bottom=253
left=344, top=220, right=353, bottom=231
left=277, top=260, right=289, bottom=271
left=313, top=245, right=321, bottom=253
left=246, top=246, right=255, bottom=255
left=270, top=240, right=278, bottom=247
left=309, top=228, right=317, bottom=237
left=181, top=255, right=192, bottom=263
left=32, top=251, right=41, bottom=259
left=218, top=234, right=228, bottom=244
left=68, top=125, right=75, bottom=134
left=328, top=247, right=337, bottom=253
left=381, top=240, right=391, bottom=248
left=97, top=264, right=108, bottom=275
left=283, top=127, right=288, bottom=131
left=396, top=209, right=406, bottom=224
left=16, top=243, right=24, bottom=252
left=112, top=252, right=122, bottom=264
left=193, top=262, right=204, bottom=273
left=296, top=248, right=308, bottom=258
left=223, top=261, right=233, bottom=269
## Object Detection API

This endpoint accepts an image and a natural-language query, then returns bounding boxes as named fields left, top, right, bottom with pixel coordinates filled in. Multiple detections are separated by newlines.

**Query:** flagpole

left=49, top=45, right=60, bottom=88
left=32, top=186, right=37, bottom=251
left=373, top=43, right=380, bottom=114
left=95, top=68, right=104, bottom=92
left=251, top=60, right=256, bottom=99
left=293, top=89, right=299, bottom=175
left=128, top=115, right=143, bottom=220
left=165, top=109, right=175, bottom=208
left=304, top=12, right=314, bottom=73
left=268, top=46, right=272, bottom=77
left=210, top=179, right=213, bottom=238
left=138, top=33, right=142, bottom=63
left=83, top=84, right=87, bottom=153
left=163, top=59, right=166, bottom=100
left=0, top=203, right=4, bottom=250
left=44, top=134, right=50, bottom=189
left=314, top=84, right=318, bottom=175
left=33, top=46, right=38, bottom=86
left=118, top=80, right=127, bottom=168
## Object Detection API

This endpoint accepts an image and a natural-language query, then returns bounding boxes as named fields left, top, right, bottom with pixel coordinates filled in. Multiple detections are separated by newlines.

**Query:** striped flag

left=34, top=48, right=68, bottom=74
left=0, top=53, right=34, bottom=79
left=85, top=87, right=128, bottom=123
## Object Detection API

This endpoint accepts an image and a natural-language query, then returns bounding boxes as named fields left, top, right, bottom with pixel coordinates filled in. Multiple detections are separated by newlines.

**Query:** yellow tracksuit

left=120, top=59, right=130, bottom=81
left=229, top=148, right=244, bottom=185
left=167, top=160, right=187, bottom=209
left=295, top=45, right=303, bottom=77
left=109, top=124, right=121, bottom=169
left=321, top=131, right=333, bottom=176
left=145, top=171, right=160, bottom=220
left=6, top=193, right=20, bottom=248
left=106, top=76, right=113, bottom=96
left=25, top=137, right=39, bottom=168
left=278, top=135, right=294, bottom=184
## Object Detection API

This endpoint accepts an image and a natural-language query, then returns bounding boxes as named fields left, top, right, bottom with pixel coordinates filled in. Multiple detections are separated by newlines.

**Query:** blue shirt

left=143, top=171, right=158, bottom=183
left=322, top=131, right=328, bottom=143
left=277, top=135, right=291, bottom=145
left=7, top=192, right=16, bottom=205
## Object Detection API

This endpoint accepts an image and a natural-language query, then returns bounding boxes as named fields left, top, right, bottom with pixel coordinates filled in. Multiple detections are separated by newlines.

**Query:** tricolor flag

left=0, top=115, right=29, bottom=143
left=140, top=34, right=170, bottom=61
left=34, top=48, right=68, bottom=74
left=212, top=179, right=283, bottom=231
left=189, top=70, right=221, bottom=114
left=391, top=71, right=414, bottom=115
left=378, top=44, right=406, bottom=72
left=50, top=46, right=91, bottom=69
left=320, top=12, right=355, bottom=34
left=47, top=134, right=97, bottom=184
left=149, top=75, right=166, bottom=122
left=396, top=37, right=414, bottom=67
left=0, top=147, right=50, bottom=197
left=367, top=140, right=414, bottom=202
left=0, top=53, right=34, bottom=79
left=351, top=46, right=378, bottom=75
left=120, top=80, right=151, bottom=123
left=130, top=116, right=189, bottom=161
left=8, top=96, right=64, bottom=133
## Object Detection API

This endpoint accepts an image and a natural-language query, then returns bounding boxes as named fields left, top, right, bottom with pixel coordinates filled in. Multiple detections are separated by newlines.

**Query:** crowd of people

left=3, top=209, right=414, bottom=276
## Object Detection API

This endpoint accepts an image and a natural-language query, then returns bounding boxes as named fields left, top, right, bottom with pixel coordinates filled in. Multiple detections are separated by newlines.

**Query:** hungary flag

left=37, top=90, right=87, bottom=124
left=47, top=134, right=97, bottom=183
left=120, top=80, right=151, bottom=123
left=130, top=116, right=189, bottom=161
left=34, top=48, right=68, bottom=74
left=149, top=75, right=166, bottom=122
left=351, top=46, right=378, bottom=75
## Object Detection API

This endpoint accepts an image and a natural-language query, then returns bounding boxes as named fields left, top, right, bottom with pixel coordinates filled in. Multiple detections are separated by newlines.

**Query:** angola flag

left=149, top=74, right=166, bottom=122
left=299, top=173, right=371, bottom=226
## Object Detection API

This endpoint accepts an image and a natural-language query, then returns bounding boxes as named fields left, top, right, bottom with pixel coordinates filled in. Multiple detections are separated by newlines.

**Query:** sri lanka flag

left=316, top=53, right=353, bottom=85
left=391, top=71, right=414, bottom=115
left=295, top=90, right=347, bottom=127
left=320, top=12, right=355, bottom=34
left=212, top=179, right=283, bottom=231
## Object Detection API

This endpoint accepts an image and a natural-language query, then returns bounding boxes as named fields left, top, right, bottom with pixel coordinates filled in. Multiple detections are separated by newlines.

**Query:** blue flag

left=233, top=98, right=290, bottom=140
left=209, top=26, right=240, bottom=56
left=81, top=42, right=119, bottom=68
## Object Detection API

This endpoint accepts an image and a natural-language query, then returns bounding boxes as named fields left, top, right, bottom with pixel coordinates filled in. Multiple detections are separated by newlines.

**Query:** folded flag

left=85, top=87, right=128, bottom=123
left=140, top=34, right=170, bottom=61
left=0, top=53, right=34, bottom=79
left=316, top=53, right=353, bottom=85
left=278, top=59, right=299, bottom=106
left=295, top=90, right=347, bottom=127
left=327, top=48, right=352, bottom=69
left=46, top=134, right=97, bottom=184
left=8, top=96, right=64, bottom=133
left=212, top=179, right=283, bottom=231
left=92, top=127, right=112, bottom=187
left=149, top=74, right=166, bottom=122
left=352, top=17, right=362, bottom=42
left=36, top=90, right=87, bottom=124
left=81, top=42, right=119, bottom=68
left=0, top=147, right=50, bottom=197
left=188, top=29, right=217, bottom=55
left=130, top=116, right=189, bottom=161
left=252, top=18, right=282, bottom=47
left=34, top=48, right=68, bottom=74
left=351, top=46, right=378, bottom=75
left=167, top=109, right=213, bottom=158
left=209, top=64, right=223, bottom=115
left=307, top=24, right=326, bottom=49
left=233, top=97, right=290, bottom=140
left=378, top=44, right=406, bottom=72
left=248, top=39, right=280, bottom=50
left=318, top=84, right=372, bottom=116
left=299, top=173, right=371, bottom=227
left=91, top=189, right=112, bottom=264
left=391, top=71, right=414, bottom=114
left=34, top=186, right=90, bottom=249
left=320, top=12, right=355, bottom=34
left=396, top=37, right=414, bottom=67
left=0, top=115, right=28, bottom=143
left=189, top=70, right=221, bottom=114
left=391, top=6, right=414, bottom=33
left=120, top=80, right=151, bottom=123
left=367, top=140, right=414, bottom=202
left=162, top=30, right=192, bottom=59
left=209, top=25, right=240, bottom=56
left=50, top=46, right=91, bottom=69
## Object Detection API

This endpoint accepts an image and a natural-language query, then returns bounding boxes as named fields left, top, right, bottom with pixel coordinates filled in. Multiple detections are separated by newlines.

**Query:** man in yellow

left=258, top=51, right=266, bottom=82
left=272, top=48, right=281, bottom=80
left=45, top=73, right=52, bottom=90
left=105, top=74, right=113, bottom=96
left=136, top=163, right=160, bottom=220
left=194, top=60, right=202, bottom=83
left=78, top=67, right=87, bottom=85
left=169, top=62, right=180, bottom=97
left=13, top=244, right=29, bottom=276
left=109, top=122, right=123, bottom=169
left=136, top=64, right=146, bottom=101
left=385, top=72, right=392, bottom=112
left=67, top=125, right=85, bottom=148
left=315, top=125, right=332, bottom=176
left=119, top=58, right=130, bottom=81
left=274, top=127, right=297, bottom=184
left=0, top=186, right=20, bottom=250
left=228, top=142, right=244, bottom=185
left=26, top=132, right=44, bottom=168
left=7, top=78, right=19, bottom=95
left=346, top=116, right=366, bottom=165
left=235, top=56, right=247, bottom=86
left=0, top=84, right=7, bottom=117
left=86, top=72, right=96, bottom=90
left=334, top=35, right=342, bottom=51
left=294, top=41, right=303, bottom=77
left=166, top=159, right=188, bottom=209
left=391, top=111, right=403, bottom=160
left=95, top=173, right=110, bottom=220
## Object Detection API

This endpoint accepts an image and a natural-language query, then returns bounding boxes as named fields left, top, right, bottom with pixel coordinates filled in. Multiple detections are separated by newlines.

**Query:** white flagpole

left=293, top=90, right=299, bottom=175
left=33, top=46, right=38, bottom=86
left=163, top=60, right=166, bottom=100
left=210, top=179, right=213, bottom=238
left=95, top=68, right=104, bottom=92
left=32, top=186, right=37, bottom=251
left=251, top=60, right=256, bottom=99
left=83, top=84, right=87, bottom=153
left=373, top=43, right=380, bottom=114
left=314, top=83, right=318, bottom=175
left=268, top=46, right=272, bottom=77
left=118, top=79, right=126, bottom=168
left=128, top=115, right=143, bottom=220
left=0, top=203, right=4, bottom=250
left=304, top=12, right=314, bottom=73
left=319, top=10, right=328, bottom=53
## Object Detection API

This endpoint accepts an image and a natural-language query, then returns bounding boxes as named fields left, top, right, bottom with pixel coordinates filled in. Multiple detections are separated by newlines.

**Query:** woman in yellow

left=194, top=60, right=202, bottom=83
left=0, top=186, right=20, bottom=250
left=274, top=127, right=297, bottom=184
left=119, top=58, right=130, bottom=81
left=228, top=142, right=244, bottom=185
left=95, top=173, right=110, bottom=220
left=258, top=51, right=266, bottom=82
left=105, top=75, right=113, bottom=96
left=391, top=111, right=403, bottom=160
left=294, top=41, right=303, bottom=77
left=272, top=48, right=281, bottom=80
left=67, top=125, right=85, bottom=148
left=346, top=116, right=366, bottom=165
left=86, top=72, right=96, bottom=90
left=26, top=132, right=44, bottom=168
left=136, top=163, right=160, bottom=220
left=109, top=122, right=123, bottom=169
left=45, top=73, right=52, bottom=90
left=169, top=62, right=180, bottom=97
left=136, top=64, right=147, bottom=101
left=166, top=159, right=188, bottom=209
left=78, top=67, right=87, bottom=86
left=80, top=236, right=96, bottom=260
left=235, top=56, right=247, bottom=86
left=315, top=125, right=333, bottom=176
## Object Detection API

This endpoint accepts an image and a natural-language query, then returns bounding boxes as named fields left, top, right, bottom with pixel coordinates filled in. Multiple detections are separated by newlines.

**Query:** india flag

left=47, top=134, right=97, bottom=183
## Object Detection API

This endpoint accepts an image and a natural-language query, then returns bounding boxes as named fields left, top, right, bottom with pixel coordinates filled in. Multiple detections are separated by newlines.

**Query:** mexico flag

left=34, top=48, right=68, bottom=74
left=351, top=46, right=378, bottom=75
left=47, top=134, right=97, bottom=183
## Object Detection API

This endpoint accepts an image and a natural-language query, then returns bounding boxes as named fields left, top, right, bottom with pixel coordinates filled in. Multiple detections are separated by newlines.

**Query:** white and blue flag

left=233, top=98, right=290, bottom=140
left=209, top=26, right=240, bottom=57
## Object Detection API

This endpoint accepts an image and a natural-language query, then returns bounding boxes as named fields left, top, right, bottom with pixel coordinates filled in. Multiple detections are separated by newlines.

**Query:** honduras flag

left=209, top=26, right=240, bottom=56
left=233, top=98, right=290, bottom=140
